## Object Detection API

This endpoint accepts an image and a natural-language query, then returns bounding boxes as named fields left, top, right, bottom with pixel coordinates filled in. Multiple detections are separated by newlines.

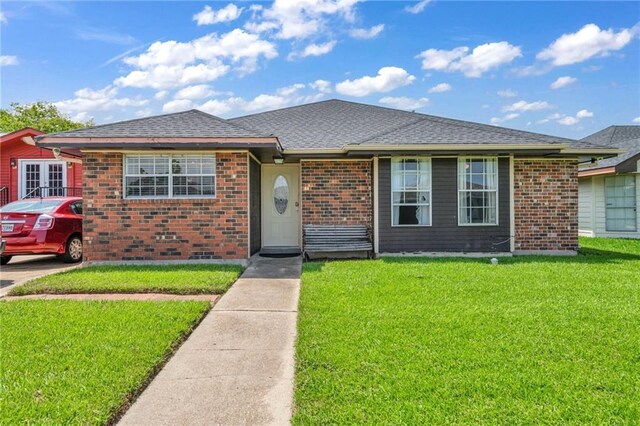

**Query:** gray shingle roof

left=230, top=99, right=600, bottom=150
left=40, top=110, right=267, bottom=139
left=580, top=125, right=640, bottom=170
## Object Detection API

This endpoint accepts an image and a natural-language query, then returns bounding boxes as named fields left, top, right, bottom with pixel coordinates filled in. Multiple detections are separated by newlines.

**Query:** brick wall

left=514, top=159, right=578, bottom=252
left=301, top=160, right=372, bottom=229
left=82, top=152, right=248, bottom=261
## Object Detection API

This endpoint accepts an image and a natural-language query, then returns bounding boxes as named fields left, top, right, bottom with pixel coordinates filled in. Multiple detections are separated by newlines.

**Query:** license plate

left=2, top=224, right=14, bottom=233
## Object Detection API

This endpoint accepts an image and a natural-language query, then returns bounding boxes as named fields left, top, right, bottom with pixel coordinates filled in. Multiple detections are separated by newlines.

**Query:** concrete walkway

left=0, top=255, right=81, bottom=297
left=119, top=255, right=302, bottom=426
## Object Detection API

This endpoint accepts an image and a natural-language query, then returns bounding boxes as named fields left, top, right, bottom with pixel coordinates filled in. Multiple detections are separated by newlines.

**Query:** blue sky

left=1, top=1, right=639, bottom=138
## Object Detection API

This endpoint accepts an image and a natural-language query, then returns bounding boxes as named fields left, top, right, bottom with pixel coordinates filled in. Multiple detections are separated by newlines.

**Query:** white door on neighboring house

left=605, top=175, right=637, bottom=232
left=261, top=164, right=300, bottom=249
left=19, top=160, right=67, bottom=198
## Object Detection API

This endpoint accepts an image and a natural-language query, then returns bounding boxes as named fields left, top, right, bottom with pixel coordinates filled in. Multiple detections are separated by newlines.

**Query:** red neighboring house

left=0, top=128, right=82, bottom=206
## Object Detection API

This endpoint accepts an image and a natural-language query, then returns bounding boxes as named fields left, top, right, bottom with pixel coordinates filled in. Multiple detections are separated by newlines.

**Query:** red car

left=0, top=197, right=83, bottom=265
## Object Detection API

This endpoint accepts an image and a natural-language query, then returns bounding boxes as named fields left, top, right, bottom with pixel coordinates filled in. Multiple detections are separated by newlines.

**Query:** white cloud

left=310, top=79, right=332, bottom=93
left=576, top=109, right=594, bottom=118
left=379, top=96, right=429, bottom=110
left=0, top=11, right=7, bottom=24
left=276, top=83, right=306, bottom=97
left=116, top=29, right=278, bottom=89
left=502, top=100, right=551, bottom=112
left=539, top=110, right=594, bottom=126
left=154, top=90, right=168, bottom=100
left=0, top=55, right=18, bottom=66
left=196, top=84, right=327, bottom=116
left=289, top=40, right=336, bottom=60
left=54, top=86, right=148, bottom=114
left=247, top=0, right=361, bottom=40
left=490, top=113, right=520, bottom=124
left=417, top=41, right=522, bottom=77
left=115, top=62, right=230, bottom=90
left=404, top=0, right=432, bottom=14
left=174, top=84, right=218, bottom=100
left=497, top=89, right=517, bottom=98
left=633, top=117, right=640, bottom=123
left=162, top=99, right=194, bottom=113
left=550, top=76, right=577, bottom=90
left=71, top=112, right=92, bottom=122
left=193, top=4, right=243, bottom=25
left=135, top=108, right=153, bottom=118
left=349, top=24, right=384, bottom=40
left=557, top=116, right=579, bottom=126
left=335, top=66, right=415, bottom=97
left=428, top=83, right=452, bottom=93
left=537, top=23, right=639, bottom=66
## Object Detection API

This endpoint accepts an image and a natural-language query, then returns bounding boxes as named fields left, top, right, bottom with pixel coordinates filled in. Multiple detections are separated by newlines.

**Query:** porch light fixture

left=10, top=158, right=16, bottom=168
left=273, top=155, right=284, bottom=164
left=67, top=162, right=73, bottom=168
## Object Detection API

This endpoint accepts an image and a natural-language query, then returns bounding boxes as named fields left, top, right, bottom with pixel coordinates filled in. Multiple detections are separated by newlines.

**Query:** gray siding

left=378, top=157, right=511, bottom=252
left=249, top=157, right=261, bottom=255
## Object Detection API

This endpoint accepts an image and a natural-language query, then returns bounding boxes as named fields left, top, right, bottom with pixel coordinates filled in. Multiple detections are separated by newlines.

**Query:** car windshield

left=0, top=199, right=65, bottom=213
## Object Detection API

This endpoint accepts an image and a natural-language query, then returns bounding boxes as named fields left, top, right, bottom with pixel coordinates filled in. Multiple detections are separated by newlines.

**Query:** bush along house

left=34, top=100, right=620, bottom=264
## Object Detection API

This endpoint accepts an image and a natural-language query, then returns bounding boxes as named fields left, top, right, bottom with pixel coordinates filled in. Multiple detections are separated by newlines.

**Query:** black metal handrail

left=23, top=187, right=82, bottom=199
left=0, top=187, right=8, bottom=206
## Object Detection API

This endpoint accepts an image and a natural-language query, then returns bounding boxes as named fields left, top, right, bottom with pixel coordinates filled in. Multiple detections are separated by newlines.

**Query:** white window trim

left=122, top=154, right=217, bottom=200
left=457, top=156, right=499, bottom=227
left=391, top=157, right=432, bottom=227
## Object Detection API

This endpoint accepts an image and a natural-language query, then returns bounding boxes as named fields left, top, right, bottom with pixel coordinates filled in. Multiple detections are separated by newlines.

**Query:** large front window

left=124, top=154, right=216, bottom=199
left=391, top=158, right=431, bottom=226
left=458, top=157, right=498, bottom=225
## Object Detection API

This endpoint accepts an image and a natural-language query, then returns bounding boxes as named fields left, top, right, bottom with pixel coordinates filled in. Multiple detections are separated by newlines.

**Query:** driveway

left=0, top=255, right=79, bottom=297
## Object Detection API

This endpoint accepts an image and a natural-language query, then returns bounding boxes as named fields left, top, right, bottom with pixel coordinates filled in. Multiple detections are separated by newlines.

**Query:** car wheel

left=62, top=235, right=83, bottom=263
left=0, top=256, right=12, bottom=265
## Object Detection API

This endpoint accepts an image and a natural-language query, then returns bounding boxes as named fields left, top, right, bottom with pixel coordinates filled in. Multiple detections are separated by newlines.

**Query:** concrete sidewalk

left=119, top=255, right=302, bottom=426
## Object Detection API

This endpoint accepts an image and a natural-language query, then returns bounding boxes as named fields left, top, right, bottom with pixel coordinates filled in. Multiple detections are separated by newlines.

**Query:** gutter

left=22, top=136, right=82, bottom=163
left=283, top=143, right=623, bottom=156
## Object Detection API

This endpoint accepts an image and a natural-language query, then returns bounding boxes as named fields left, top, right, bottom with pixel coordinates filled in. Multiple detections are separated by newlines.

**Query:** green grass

left=10, top=264, right=244, bottom=296
left=294, top=238, right=640, bottom=424
left=0, top=300, right=210, bottom=425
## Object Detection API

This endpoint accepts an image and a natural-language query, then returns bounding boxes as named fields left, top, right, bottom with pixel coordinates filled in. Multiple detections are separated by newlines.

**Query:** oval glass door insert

left=273, top=175, right=288, bottom=214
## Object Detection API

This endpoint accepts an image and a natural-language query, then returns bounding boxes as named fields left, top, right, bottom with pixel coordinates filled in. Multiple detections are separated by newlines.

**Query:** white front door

left=261, top=164, right=300, bottom=248
left=19, top=160, right=66, bottom=198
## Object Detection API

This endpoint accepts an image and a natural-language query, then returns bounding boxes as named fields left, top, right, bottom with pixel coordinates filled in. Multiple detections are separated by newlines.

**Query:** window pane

left=458, top=157, right=498, bottom=225
left=391, top=158, right=432, bottom=226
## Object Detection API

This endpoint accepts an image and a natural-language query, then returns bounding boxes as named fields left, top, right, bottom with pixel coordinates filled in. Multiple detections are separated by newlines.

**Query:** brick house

left=35, top=100, right=619, bottom=263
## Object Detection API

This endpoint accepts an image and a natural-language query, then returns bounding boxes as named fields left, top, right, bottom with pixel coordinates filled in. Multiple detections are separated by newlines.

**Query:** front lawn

left=0, top=300, right=210, bottom=425
left=294, top=238, right=640, bottom=424
left=10, top=264, right=244, bottom=296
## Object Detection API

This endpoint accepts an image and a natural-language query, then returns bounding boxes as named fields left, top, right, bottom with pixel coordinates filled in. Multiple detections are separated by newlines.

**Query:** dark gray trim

left=249, top=156, right=262, bottom=255
left=38, top=142, right=280, bottom=150
left=378, top=157, right=511, bottom=252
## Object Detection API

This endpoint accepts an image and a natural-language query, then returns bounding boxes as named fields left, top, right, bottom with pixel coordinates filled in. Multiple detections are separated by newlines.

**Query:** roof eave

left=36, top=136, right=280, bottom=150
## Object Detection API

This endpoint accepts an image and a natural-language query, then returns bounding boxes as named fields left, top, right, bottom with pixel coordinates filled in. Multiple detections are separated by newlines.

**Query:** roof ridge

left=330, top=98, right=585, bottom=144
left=228, top=99, right=339, bottom=121
left=190, top=109, right=267, bottom=137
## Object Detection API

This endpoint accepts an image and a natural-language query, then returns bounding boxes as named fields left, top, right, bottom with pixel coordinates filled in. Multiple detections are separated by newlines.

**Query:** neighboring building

left=34, top=100, right=619, bottom=263
left=578, top=125, right=639, bottom=239
left=0, top=128, right=83, bottom=206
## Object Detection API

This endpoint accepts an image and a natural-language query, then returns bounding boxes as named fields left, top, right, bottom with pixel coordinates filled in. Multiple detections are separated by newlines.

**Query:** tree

left=0, top=102, right=93, bottom=134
